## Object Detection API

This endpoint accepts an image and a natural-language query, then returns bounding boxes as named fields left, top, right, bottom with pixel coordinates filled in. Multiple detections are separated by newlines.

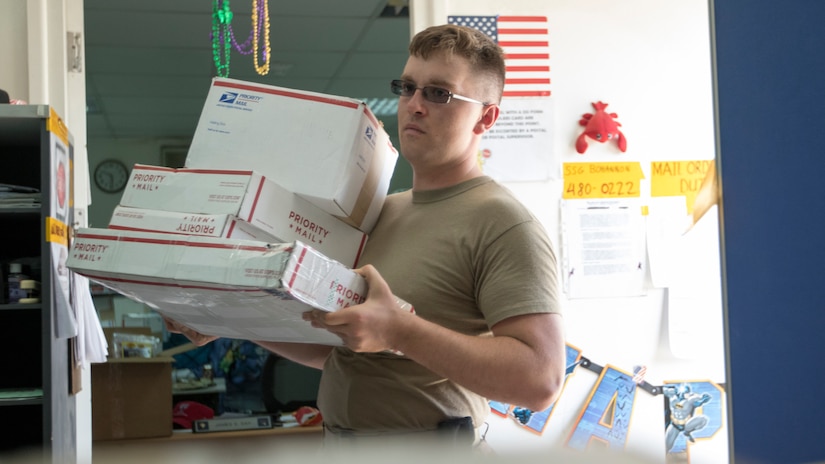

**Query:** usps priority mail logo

left=217, top=91, right=262, bottom=109
left=364, top=125, right=375, bottom=147
left=220, top=92, right=238, bottom=104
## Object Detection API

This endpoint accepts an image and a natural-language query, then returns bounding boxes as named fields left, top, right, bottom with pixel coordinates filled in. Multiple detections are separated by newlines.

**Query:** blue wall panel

left=712, top=1, right=825, bottom=462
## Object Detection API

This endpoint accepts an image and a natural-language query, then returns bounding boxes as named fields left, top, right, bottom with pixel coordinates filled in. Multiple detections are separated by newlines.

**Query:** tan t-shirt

left=317, top=176, right=561, bottom=432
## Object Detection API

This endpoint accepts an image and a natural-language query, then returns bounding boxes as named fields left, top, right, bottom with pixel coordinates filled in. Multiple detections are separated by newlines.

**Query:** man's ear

left=474, top=104, right=500, bottom=134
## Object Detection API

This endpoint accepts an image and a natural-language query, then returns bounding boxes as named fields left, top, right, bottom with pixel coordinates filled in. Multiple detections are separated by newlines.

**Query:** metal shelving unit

left=0, top=105, right=76, bottom=462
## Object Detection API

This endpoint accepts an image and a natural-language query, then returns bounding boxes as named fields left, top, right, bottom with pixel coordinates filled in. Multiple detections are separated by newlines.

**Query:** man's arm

left=163, top=316, right=333, bottom=370
left=304, top=265, right=566, bottom=412
left=251, top=341, right=333, bottom=370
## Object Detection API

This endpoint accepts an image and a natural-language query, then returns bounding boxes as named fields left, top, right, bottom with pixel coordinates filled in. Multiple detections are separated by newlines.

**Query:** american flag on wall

left=447, top=15, right=551, bottom=97
left=632, top=365, right=647, bottom=385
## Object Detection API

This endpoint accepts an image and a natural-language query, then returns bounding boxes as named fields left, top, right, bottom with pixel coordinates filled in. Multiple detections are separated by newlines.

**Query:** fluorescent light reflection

left=361, top=97, right=398, bottom=117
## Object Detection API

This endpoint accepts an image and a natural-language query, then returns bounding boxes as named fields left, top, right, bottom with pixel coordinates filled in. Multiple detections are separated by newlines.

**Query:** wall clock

left=94, top=159, right=130, bottom=193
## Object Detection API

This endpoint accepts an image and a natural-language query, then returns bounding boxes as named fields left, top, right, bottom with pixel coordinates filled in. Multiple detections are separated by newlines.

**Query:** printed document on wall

left=561, top=199, right=646, bottom=298
left=478, top=98, right=556, bottom=181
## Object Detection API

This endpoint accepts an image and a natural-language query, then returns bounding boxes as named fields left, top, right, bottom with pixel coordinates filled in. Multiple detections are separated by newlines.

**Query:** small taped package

left=112, top=332, right=162, bottom=358
left=67, top=228, right=413, bottom=345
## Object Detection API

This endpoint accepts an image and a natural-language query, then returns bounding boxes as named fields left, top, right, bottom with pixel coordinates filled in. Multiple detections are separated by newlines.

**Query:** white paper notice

left=561, top=199, right=646, bottom=298
left=646, top=196, right=691, bottom=288
left=666, top=206, right=725, bottom=360
left=72, top=273, right=109, bottom=364
left=479, top=98, right=555, bottom=182
left=52, top=240, right=77, bottom=339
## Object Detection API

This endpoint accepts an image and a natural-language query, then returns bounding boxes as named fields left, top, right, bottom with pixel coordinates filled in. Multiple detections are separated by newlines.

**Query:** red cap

left=172, top=401, right=215, bottom=429
left=294, top=406, right=323, bottom=426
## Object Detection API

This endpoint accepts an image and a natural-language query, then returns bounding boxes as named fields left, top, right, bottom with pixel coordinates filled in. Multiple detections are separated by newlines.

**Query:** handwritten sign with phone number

left=563, top=162, right=645, bottom=199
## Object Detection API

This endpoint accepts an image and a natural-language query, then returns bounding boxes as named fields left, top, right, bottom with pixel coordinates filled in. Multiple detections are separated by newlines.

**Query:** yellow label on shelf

left=650, top=159, right=715, bottom=213
left=46, top=217, right=69, bottom=246
left=47, top=107, right=70, bottom=147
left=562, top=162, right=645, bottom=199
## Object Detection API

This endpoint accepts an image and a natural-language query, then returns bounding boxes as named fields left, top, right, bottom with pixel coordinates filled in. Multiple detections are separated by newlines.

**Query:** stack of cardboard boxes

left=71, top=77, right=399, bottom=345
left=74, top=78, right=400, bottom=440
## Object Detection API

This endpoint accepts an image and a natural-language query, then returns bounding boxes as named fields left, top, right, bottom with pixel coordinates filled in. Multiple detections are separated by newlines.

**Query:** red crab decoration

left=576, top=101, right=627, bottom=154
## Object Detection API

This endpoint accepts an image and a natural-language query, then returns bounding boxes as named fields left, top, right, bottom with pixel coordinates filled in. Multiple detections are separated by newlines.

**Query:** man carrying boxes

left=76, top=24, right=566, bottom=451
left=160, top=24, right=566, bottom=451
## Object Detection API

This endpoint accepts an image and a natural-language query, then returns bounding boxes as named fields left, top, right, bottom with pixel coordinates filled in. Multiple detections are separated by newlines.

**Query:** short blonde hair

left=409, top=24, right=505, bottom=103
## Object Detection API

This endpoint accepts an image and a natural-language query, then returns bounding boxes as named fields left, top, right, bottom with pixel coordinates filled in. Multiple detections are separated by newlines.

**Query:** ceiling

left=83, top=0, right=411, bottom=140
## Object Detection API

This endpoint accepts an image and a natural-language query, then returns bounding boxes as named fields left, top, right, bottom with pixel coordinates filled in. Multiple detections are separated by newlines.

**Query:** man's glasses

left=390, top=80, right=488, bottom=106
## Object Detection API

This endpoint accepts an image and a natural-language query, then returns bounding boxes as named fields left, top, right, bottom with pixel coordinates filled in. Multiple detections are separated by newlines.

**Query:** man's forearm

left=392, top=312, right=566, bottom=412
left=253, top=341, right=333, bottom=370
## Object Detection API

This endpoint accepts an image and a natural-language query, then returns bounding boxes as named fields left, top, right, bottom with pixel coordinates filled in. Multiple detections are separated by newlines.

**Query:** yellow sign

left=47, top=107, right=70, bottom=147
left=650, top=160, right=715, bottom=213
left=563, top=162, right=645, bottom=199
left=46, top=217, right=69, bottom=247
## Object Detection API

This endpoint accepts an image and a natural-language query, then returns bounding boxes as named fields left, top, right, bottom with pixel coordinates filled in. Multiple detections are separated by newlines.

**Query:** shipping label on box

left=67, top=228, right=369, bottom=345
left=115, top=165, right=367, bottom=267
left=109, top=206, right=234, bottom=237
left=185, top=77, right=398, bottom=233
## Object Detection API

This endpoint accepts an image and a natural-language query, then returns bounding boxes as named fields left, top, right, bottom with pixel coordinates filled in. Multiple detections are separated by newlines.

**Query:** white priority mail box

left=185, top=77, right=398, bottom=233
left=109, top=205, right=284, bottom=247
left=67, top=228, right=379, bottom=345
left=115, top=164, right=367, bottom=267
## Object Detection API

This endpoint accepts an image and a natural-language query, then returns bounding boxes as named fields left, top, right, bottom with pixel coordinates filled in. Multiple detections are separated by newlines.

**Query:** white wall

left=0, top=1, right=29, bottom=99
left=411, top=1, right=724, bottom=463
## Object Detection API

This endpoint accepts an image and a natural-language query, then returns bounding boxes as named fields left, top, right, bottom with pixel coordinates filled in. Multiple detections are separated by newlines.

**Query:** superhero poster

left=663, top=380, right=726, bottom=463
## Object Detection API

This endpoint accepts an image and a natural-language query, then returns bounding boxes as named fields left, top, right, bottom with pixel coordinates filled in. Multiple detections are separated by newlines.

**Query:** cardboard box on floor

left=67, top=229, right=372, bottom=345
left=185, top=77, right=398, bottom=234
left=112, top=164, right=368, bottom=267
left=91, top=327, right=173, bottom=441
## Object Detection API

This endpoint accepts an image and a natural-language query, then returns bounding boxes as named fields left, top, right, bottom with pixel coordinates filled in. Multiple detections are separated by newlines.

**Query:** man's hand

left=302, top=264, right=412, bottom=353
left=163, top=316, right=219, bottom=346
left=303, top=265, right=566, bottom=411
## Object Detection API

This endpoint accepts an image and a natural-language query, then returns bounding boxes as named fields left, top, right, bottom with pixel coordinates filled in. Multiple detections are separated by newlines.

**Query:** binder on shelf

left=192, top=415, right=274, bottom=433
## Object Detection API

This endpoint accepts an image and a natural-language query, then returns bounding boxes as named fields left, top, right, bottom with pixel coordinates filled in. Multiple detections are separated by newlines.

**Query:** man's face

left=396, top=53, right=489, bottom=170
